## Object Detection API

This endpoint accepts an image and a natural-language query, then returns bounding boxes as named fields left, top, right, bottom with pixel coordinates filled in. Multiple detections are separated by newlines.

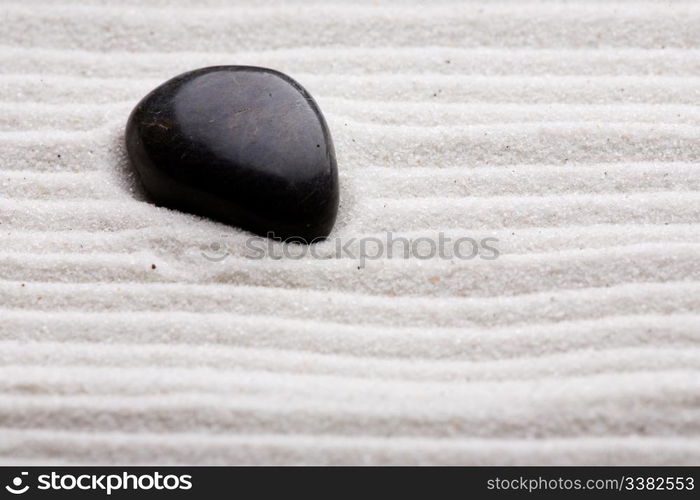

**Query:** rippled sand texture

left=1, top=0, right=699, bottom=464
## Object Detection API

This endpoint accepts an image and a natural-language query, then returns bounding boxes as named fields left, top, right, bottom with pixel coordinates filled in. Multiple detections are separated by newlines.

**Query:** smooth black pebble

left=125, top=66, right=339, bottom=242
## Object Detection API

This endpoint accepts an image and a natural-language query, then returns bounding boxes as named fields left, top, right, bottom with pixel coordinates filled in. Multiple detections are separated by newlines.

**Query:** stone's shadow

left=110, top=126, right=354, bottom=244
left=108, top=128, right=150, bottom=202
left=105, top=105, right=352, bottom=245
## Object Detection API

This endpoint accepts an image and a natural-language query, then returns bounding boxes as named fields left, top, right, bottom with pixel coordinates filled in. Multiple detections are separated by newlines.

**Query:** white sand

left=1, top=0, right=699, bottom=464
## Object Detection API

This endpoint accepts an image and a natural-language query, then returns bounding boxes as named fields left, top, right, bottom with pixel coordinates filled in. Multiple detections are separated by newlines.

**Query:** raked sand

left=1, top=0, right=700, bottom=464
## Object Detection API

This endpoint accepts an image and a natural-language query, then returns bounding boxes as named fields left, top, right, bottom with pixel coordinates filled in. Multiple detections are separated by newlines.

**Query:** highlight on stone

left=125, top=66, right=339, bottom=243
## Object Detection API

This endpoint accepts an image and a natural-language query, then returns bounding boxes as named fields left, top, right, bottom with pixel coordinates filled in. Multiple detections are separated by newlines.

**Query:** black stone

left=125, top=66, right=339, bottom=242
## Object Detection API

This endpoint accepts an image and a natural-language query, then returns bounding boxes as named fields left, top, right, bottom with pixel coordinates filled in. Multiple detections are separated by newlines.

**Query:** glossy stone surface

left=125, top=66, right=339, bottom=242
